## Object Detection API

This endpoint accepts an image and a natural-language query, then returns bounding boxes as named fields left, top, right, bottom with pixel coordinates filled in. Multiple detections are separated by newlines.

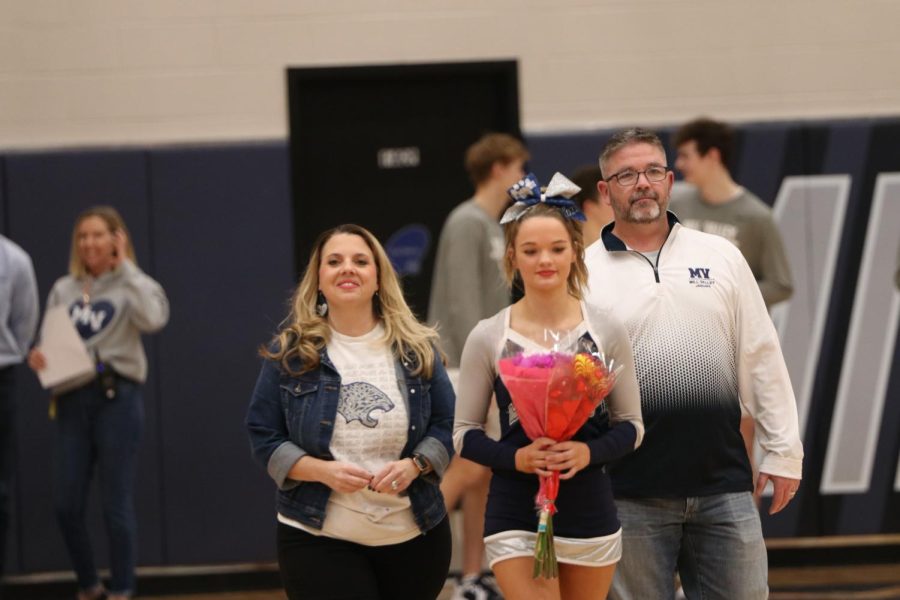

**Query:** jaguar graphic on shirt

left=337, top=381, right=395, bottom=428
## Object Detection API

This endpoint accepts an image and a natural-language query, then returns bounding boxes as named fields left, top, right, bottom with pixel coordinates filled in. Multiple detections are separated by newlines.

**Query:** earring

left=315, top=290, right=328, bottom=317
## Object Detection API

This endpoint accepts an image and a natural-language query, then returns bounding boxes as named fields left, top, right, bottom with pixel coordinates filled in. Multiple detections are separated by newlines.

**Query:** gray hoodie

left=46, top=260, right=169, bottom=385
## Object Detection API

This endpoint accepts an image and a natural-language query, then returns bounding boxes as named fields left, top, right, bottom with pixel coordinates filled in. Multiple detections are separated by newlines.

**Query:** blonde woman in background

left=28, top=206, right=169, bottom=600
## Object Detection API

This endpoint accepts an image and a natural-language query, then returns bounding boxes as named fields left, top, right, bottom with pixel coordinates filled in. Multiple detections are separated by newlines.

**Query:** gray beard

left=625, top=199, right=662, bottom=223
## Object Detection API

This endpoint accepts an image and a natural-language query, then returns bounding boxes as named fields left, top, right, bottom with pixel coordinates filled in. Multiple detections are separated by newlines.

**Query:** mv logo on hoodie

left=69, top=300, right=116, bottom=339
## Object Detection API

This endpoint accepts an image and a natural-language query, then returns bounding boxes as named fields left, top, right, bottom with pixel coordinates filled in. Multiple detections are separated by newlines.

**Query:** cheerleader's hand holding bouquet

left=499, top=333, right=622, bottom=578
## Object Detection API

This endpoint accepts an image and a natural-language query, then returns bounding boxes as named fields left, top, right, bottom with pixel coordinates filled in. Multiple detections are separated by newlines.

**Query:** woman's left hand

left=545, top=441, right=590, bottom=480
left=370, top=459, right=419, bottom=495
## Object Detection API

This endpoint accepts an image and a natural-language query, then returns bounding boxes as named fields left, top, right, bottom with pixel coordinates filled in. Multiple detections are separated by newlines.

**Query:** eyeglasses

left=605, top=166, right=669, bottom=187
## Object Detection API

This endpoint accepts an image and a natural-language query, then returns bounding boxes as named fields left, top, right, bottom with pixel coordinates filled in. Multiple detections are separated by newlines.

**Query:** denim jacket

left=246, top=345, right=455, bottom=534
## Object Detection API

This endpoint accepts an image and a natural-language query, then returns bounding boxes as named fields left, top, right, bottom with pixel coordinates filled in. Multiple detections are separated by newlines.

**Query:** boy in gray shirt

left=671, top=117, right=793, bottom=308
left=428, top=132, right=528, bottom=600
left=429, top=134, right=528, bottom=368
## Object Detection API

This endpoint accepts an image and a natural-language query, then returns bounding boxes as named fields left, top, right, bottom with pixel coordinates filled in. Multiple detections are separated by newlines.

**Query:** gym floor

left=133, top=564, right=900, bottom=600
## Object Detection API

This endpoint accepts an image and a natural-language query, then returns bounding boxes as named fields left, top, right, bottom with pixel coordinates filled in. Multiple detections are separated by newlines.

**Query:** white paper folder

left=36, top=305, right=95, bottom=391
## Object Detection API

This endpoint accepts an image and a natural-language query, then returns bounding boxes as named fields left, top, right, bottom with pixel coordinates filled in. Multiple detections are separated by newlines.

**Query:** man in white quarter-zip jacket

left=584, top=128, right=803, bottom=600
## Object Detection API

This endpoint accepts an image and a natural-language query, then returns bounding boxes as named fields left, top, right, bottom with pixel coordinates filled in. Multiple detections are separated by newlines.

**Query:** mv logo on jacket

left=688, top=267, right=715, bottom=288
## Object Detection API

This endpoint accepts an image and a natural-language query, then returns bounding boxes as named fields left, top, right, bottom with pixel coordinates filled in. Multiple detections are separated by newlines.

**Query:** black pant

left=277, top=517, right=451, bottom=600
left=0, top=366, right=16, bottom=577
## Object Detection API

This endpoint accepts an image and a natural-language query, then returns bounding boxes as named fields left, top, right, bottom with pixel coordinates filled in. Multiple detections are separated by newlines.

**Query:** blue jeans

left=55, top=379, right=143, bottom=596
left=609, top=493, right=767, bottom=600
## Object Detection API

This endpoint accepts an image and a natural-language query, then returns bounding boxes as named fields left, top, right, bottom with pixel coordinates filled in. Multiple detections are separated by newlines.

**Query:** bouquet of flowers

left=497, top=333, right=621, bottom=579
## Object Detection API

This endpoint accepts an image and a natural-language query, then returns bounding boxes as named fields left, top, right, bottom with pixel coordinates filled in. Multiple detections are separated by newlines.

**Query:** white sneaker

left=451, top=574, right=503, bottom=600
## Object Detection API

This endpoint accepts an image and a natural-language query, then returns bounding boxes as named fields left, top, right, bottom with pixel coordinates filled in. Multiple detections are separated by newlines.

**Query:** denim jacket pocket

left=280, top=380, right=318, bottom=447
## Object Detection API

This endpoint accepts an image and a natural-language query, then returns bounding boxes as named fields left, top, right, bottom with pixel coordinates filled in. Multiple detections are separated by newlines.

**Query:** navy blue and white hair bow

left=500, top=172, right=586, bottom=225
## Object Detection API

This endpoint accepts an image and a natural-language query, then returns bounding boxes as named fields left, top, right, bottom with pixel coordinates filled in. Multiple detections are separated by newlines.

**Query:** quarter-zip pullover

left=585, top=212, right=802, bottom=498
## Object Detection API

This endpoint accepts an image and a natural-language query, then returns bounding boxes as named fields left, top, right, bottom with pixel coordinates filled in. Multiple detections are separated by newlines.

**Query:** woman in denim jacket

left=246, top=224, right=455, bottom=600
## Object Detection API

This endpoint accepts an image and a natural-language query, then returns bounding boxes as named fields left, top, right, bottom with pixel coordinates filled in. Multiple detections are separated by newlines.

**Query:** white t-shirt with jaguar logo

left=278, top=323, right=419, bottom=545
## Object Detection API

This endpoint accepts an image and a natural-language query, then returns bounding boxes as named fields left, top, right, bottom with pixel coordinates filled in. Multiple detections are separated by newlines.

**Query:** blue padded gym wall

left=0, top=117, right=898, bottom=576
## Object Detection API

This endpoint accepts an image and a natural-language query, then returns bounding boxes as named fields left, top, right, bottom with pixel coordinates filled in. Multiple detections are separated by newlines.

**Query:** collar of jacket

left=600, top=210, right=680, bottom=252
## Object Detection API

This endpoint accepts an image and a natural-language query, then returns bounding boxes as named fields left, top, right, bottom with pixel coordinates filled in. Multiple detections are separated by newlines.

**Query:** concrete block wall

left=2, top=0, right=900, bottom=149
